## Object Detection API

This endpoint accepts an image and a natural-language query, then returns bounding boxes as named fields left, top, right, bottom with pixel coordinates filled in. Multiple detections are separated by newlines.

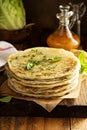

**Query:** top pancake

left=7, top=47, right=80, bottom=80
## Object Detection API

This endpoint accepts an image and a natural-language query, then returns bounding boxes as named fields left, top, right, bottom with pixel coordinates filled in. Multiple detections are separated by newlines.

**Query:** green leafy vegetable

left=0, top=0, right=26, bottom=30
left=0, top=96, right=12, bottom=103
left=78, top=51, right=87, bottom=73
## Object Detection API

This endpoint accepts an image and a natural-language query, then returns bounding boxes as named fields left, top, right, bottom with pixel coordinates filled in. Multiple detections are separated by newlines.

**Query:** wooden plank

left=0, top=117, right=15, bottom=130
left=14, top=117, right=28, bottom=130
left=70, top=118, right=87, bottom=130
left=27, top=117, right=44, bottom=130
left=44, top=118, right=70, bottom=130
left=0, top=117, right=32, bottom=130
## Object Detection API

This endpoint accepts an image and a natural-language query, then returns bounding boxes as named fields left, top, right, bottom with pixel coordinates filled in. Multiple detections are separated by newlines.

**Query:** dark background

left=23, top=0, right=87, bottom=50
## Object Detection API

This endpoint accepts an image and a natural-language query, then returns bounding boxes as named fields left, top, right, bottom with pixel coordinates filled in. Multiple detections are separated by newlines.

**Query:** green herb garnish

left=49, top=56, right=61, bottom=62
left=31, top=49, right=43, bottom=55
left=43, top=56, right=61, bottom=62
left=26, top=52, right=61, bottom=70
left=27, top=62, right=34, bottom=70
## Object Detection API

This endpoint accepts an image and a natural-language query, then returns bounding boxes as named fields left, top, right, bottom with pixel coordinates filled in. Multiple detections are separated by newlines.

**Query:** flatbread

left=5, top=47, right=81, bottom=100
left=6, top=64, right=77, bottom=84
left=8, top=79, right=78, bottom=98
left=7, top=47, right=80, bottom=80
left=9, top=73, right=79, bottom=88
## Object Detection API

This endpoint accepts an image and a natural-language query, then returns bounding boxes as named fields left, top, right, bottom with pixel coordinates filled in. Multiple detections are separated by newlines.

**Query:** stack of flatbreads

left=5, top=47, right=81, bottom=102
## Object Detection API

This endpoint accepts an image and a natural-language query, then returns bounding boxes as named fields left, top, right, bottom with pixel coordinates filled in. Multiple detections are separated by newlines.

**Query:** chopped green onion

left=27, top=62, right=34, bottom=70
left=50, top=56, right=61, bottom=62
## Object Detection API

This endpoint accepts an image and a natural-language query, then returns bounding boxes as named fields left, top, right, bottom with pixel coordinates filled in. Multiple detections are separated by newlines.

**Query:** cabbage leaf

left=0, top=0, right=26, bottom=30
left=78, top=51, right=87, bottom=73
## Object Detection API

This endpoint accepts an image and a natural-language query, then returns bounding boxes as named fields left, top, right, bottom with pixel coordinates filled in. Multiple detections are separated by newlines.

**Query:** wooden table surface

left=0, top=40, right=87, bottom=130
left=0, top=117, right=87, bottom=130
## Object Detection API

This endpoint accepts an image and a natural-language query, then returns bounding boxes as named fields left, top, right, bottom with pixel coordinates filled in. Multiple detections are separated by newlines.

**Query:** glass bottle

left=47, top=5, right=80, bottom=50
left=69, top=2, right=86, bottom=38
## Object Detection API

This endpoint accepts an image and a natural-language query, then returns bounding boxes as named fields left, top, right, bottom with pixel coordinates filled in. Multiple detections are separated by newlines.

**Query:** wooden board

left=0, top=71, right=87, bottom=117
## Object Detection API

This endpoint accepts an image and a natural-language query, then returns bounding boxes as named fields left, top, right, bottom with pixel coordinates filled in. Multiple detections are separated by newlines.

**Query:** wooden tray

left=0, top=72, right=87, bottom=117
